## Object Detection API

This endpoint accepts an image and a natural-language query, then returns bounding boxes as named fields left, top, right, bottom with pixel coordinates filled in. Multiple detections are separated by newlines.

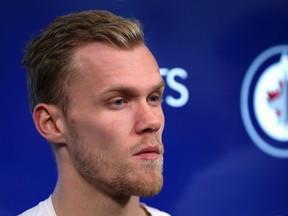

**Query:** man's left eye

left=149, top=95, right=159, bottom=102
left=149, top=94, right=163, bottom=105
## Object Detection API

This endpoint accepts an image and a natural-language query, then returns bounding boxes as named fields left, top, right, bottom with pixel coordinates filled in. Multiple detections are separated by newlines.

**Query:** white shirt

left=19, top=196, right=171, bottom=216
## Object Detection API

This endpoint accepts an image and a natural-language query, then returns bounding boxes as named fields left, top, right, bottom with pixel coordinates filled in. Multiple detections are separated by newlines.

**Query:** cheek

left=160, top=109, right=165, bottom=124
left=78, top=116, right=131, bottom=151
left=101, top=111, right=134, bottom=134
left=67, top=106, right=135, bottom=149
left=158, top=109, right=165, bottom=129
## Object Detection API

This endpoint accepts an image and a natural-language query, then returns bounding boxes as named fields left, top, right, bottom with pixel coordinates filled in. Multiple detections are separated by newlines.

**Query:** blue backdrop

left=1, top=0, right=288, bottom=215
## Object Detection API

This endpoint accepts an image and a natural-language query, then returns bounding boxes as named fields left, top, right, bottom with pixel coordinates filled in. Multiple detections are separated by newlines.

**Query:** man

left=19, top=10, right=170, bottom=216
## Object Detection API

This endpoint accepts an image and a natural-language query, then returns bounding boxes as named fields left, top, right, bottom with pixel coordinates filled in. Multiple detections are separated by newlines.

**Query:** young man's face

left=64, top=42, right=165, bottom=197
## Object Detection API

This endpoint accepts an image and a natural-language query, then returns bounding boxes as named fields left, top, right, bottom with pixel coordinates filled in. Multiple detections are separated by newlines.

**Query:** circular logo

left=240, top=45, right=288, bottom=158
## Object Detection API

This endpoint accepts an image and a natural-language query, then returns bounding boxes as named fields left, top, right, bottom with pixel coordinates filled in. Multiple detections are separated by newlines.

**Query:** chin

left=131, top=173, right=164, bottom=197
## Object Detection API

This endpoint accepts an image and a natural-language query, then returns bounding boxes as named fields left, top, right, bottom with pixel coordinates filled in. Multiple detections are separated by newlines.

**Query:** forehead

left=71, top=43, right=162, bottom=90
left=73, top=42, right=157, bottom=70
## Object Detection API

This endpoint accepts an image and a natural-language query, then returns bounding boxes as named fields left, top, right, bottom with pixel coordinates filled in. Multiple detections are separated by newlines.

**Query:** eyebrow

left=101, top=80, right=165, bottom=96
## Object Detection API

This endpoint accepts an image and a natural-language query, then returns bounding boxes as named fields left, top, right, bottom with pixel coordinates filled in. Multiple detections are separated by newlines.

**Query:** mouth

left=133, top=146, right=161, bottom=160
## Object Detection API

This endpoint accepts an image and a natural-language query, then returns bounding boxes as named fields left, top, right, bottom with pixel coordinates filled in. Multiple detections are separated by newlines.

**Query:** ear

left=33, top=103, right=67, bottom=144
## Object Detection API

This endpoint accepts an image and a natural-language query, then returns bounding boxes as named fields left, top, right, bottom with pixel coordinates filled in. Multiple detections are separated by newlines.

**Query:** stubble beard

left=67, top=127, right=164, bottom=199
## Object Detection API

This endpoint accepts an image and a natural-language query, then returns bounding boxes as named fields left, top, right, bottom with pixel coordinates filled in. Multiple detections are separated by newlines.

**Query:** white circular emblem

left=241, top=45, right=288, bottom=158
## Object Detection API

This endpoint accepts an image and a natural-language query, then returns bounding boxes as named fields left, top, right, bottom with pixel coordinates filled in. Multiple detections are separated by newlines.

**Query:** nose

left=134, top=102, right=163, bottom=134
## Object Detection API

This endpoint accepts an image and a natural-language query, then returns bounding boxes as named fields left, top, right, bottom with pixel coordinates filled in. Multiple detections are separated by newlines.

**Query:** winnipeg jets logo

left=267, top=55, right=288, bottom=125
left=241, top=45, right=288, bottom=158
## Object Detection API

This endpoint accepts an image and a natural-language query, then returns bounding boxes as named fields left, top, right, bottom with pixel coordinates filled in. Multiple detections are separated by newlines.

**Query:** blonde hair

left=23, top=10, right=144, bottom=115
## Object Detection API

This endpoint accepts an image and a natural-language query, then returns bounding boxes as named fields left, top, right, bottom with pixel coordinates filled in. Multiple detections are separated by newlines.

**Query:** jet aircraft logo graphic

left=266, top=55, right=288, bottom=125
left=241, top=45, right=288, bottom=158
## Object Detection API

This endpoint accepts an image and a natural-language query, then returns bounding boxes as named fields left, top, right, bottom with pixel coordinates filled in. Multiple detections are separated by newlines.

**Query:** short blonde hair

left=23, top=10, right=144, bottom=115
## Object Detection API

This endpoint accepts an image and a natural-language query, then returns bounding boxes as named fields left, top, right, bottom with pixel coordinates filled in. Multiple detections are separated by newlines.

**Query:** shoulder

left=142, top=203, right=171, bottom=216
left=18, top=196, right=56, bottom=216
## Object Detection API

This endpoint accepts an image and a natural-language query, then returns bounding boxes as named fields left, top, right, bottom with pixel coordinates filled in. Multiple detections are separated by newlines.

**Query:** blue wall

left=1, top=0, right=288, bottom=215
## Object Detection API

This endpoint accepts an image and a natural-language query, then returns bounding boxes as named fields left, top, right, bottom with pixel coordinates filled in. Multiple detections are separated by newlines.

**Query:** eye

left=107, top=98, right=128, bottom=110
left=113, top=99, right=125, bottom=106
left=150, top=95, right=159, bottom=102
left=148, top=94, right=163, bottom=105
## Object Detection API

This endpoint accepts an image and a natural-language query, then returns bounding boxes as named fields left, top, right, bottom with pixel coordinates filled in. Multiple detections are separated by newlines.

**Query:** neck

left=51, top=151, right=146, bottom=216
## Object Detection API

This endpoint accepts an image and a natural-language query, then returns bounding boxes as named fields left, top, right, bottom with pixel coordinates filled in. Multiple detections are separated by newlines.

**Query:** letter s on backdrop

left=160, top=68, right=189, bottom=108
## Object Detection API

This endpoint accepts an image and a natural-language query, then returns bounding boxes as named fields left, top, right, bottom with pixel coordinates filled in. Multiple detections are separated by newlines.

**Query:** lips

left=133, top=146, right=161, bottom=160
